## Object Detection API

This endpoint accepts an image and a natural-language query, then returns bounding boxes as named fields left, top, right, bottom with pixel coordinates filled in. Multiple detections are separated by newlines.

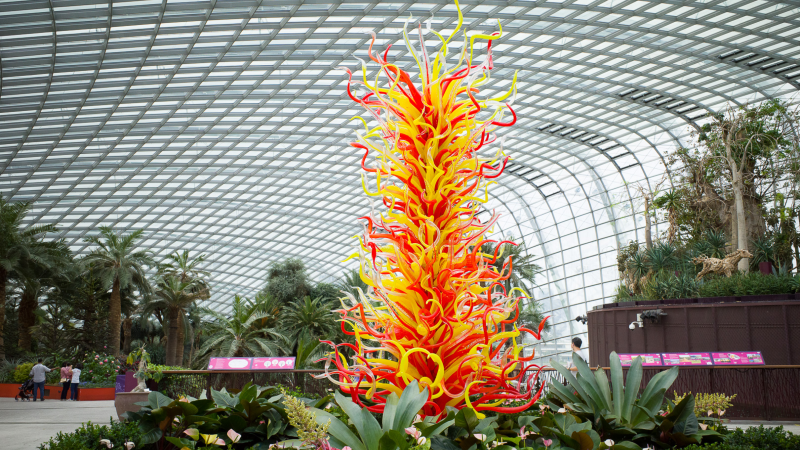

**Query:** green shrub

left=82, top=351, right=123, bottom=385
left=698, top=272, right=797, bottom=297
left=13, top=362, right=34, bottom=383
left=38, top=419, right=144, bottom=450
left=149, top=364, right=207, bottom=398
left=682, top=425, right=800, bottom=450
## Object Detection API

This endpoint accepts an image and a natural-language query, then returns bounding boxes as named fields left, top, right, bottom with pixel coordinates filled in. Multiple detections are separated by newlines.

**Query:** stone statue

left=692, top=249, right=754, bottom=280
left=130, top=346, right=151, bottom=393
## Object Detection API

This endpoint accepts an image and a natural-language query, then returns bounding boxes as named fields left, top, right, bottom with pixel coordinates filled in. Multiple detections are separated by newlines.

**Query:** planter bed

left=0, top=383, right=115, bottom=401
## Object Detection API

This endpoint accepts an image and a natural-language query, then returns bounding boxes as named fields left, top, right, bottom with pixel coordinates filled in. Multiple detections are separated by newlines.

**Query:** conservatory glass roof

left=1, top=0, right=799, bottom=362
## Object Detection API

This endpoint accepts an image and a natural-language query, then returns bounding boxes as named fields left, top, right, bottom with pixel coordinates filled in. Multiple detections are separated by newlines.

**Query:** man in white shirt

left=566, top=337, right=589, bottom=369
left=30, top=358, right=51, bottom=401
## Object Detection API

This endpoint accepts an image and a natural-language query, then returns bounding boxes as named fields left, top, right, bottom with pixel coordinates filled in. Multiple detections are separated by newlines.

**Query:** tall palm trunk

left=109, top=277, right=122, bottom=354
left=166, top=306, right=179, bottom=366
left=176, top=314, right=185, bottom=366
left=122, top=316, right=132, bottom=354
left=17, top=290, right=37, bottom=351
left=0, top=268, right=6, bottom=361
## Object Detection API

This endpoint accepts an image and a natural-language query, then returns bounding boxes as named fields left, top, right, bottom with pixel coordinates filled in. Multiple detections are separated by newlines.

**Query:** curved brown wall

left=587, top=300, right=800, bottom=367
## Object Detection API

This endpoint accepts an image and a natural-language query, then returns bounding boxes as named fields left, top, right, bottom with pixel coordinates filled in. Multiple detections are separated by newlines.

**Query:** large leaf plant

left=547, top=352, right=722, bottom=449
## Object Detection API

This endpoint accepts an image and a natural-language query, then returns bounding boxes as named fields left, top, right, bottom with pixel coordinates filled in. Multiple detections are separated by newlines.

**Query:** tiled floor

left=0, top=398, right=117, bottom=449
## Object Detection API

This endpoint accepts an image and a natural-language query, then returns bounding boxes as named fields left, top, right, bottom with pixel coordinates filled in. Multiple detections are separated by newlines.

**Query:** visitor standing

left=30, top=358, right=51, bottom=401
left=70, top=363, right=82, bottom=401
left=566, top=337, right=589, bottom=369
left=60, top=362, right=72, bottom=401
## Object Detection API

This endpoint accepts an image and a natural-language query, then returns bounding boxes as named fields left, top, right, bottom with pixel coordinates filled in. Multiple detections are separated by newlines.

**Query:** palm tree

left=157, top=251, right=210, bottom=365
left=654, top=190, right=681, bottom=243
left=15, top=238, right=73, bottom=352
left=197, top=295, right=286, bottom=361
left=479, top=237, right=542, bottom=295
left=0, top=197, right=58, bottom=360
left=82, top=227, right=154, bottom=354
left=148, top=275, right=208, bottom=366
left=282, top=296, right=338, bottom=345
left=336, top=267, right=370, bottom=298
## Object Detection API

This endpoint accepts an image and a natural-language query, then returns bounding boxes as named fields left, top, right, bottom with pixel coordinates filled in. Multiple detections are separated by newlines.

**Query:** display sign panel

left=661, top=353, right=713, bottom=366
left=208, top=357, right=253, bottom=370
left=252, top=357, right=296, bottom=370
left=711, top=351, right=764, bottom=365
left=618, top=353, right=663, bottom=366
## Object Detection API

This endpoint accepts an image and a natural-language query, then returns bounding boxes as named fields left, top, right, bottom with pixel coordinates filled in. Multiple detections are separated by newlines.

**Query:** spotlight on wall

left=640, top=309, right=667, bottom=324
left=575, top=315, right=588, bottom=325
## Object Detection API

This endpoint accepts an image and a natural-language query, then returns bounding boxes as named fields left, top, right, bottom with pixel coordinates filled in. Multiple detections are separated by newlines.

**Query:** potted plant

left=115, top=345, right=163, bottom=420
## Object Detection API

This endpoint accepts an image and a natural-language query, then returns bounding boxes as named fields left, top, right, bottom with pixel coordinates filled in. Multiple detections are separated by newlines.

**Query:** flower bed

left=0, top=383, right=115, bottom=400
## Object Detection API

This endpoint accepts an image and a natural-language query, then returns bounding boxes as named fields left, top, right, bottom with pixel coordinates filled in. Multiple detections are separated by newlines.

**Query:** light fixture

left=629, top=313, right=644, bottom=330
left=575, top=315, right=588, bottom=325
left=640, top=309, right=667, bottom=324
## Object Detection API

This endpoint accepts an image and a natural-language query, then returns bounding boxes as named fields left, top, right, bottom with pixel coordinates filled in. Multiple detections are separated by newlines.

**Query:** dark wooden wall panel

left=587, top=299, right=800, bottom=367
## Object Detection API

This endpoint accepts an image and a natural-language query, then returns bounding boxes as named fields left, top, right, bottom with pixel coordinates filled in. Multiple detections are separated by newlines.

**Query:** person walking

left=69, top=363, right=82, bottom=401
left=59, top=362, right=72, bottom=401
left=30, top=358, right=51, bottom=401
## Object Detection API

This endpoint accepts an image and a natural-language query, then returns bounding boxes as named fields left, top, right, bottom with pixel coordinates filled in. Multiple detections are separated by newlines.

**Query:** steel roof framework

left=1, top=0, right=798, bottom=363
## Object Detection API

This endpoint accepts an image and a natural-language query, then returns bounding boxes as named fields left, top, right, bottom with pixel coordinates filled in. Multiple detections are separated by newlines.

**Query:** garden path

left=0, top=398, right=117, bottom=449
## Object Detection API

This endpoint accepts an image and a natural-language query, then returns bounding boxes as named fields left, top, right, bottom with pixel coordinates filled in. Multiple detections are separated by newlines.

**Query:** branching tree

left=694, top=100, right=800, bottom=270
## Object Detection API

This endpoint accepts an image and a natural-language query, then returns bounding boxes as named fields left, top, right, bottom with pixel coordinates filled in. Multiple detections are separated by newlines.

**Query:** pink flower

left=104, top=359, right=107, bottom=362
left=405, top=427, right=421, bottom=439
left=342, top=447, right=352, bottom=450
left=99, top=362, right=103, bottom=365
left=184, top=428, right=199, bottom=440
left=104, top=346, right=107, bottom=349
left=542, top=439, right=553, bottom=448
left=519, top=427, right=531, bottom=439
left=227, top=429, right=241, bottom=444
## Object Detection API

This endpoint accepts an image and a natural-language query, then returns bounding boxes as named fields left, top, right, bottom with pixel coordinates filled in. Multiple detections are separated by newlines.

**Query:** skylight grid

left=1, top=0, right=798, bottom=364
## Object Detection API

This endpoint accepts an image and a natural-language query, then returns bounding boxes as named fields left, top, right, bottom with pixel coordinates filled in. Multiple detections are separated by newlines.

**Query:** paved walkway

left=729, top=420, right=800, bottom=434
left=0, top=398, right=117, bottom=449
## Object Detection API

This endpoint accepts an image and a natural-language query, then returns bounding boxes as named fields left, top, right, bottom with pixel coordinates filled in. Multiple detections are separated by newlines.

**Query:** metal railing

left=156, top=369, right=334, bottom=399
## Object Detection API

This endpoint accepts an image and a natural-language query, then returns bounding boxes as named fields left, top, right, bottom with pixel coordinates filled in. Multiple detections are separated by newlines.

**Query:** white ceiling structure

left=1, top=0, right=799, bottom=362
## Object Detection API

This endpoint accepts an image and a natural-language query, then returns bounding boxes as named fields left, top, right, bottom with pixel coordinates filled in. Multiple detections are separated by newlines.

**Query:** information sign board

left=252, top=357, right=296, bottom=370
left=711, top=351, right=764, bottom=365
left=618, top=353, right=663, bottom=366
left=208, top=357, right=253, bottom=370
left=661, top=353, right=713, bottom=366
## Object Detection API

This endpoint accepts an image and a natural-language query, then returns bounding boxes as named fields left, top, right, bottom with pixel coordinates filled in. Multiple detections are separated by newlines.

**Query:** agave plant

left=549, top=352, right=722, bottom=448
left=646, top=242, right=678, bottom=274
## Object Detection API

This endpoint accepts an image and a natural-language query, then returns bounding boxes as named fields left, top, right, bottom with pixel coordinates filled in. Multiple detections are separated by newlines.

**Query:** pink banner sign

left=208, top=357, right=253, bottom=370
left=252, top=357, right=296, bottom=370
left=711, top=351, right=764, bottom=365
left=661, top=353, right=712, bottom=366
left=619, top=353, right=663, bottom=366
